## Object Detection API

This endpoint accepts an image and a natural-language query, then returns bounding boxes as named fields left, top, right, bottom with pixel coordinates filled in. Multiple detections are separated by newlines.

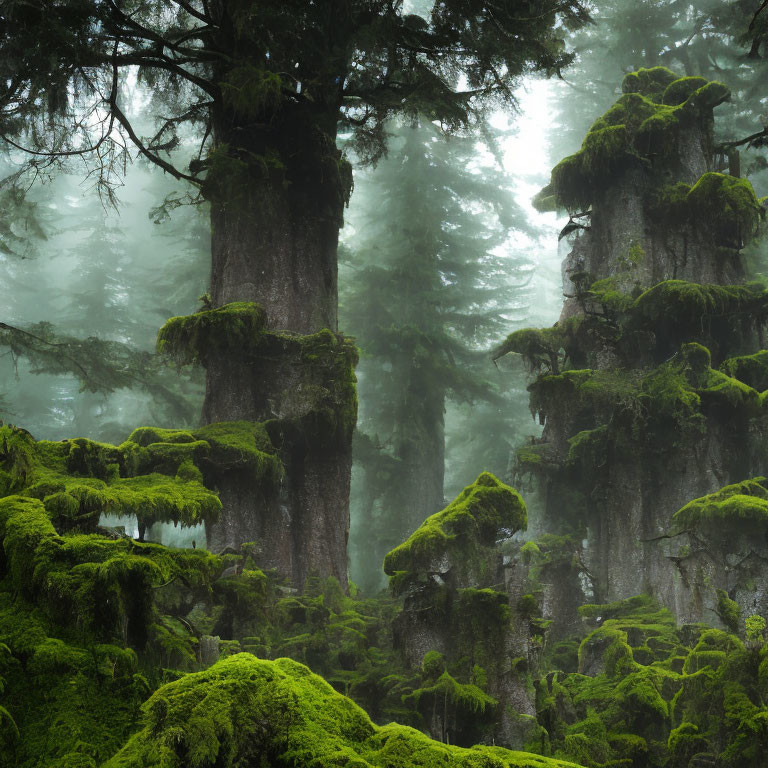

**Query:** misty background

left=1, top=0, right=766, bottom=588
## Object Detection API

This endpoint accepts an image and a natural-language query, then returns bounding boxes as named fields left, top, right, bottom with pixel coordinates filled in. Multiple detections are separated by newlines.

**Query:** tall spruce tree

left=343, top=119, right=531, bottom=591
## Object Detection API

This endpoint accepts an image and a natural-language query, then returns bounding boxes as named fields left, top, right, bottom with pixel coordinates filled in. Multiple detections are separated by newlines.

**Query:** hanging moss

left=406, top=670, right=497, bottom=715
left=0, top=425, right=223, bottom=534
left=492, top=327, right=565, bottom=373
left=0, top=493, right=223, bottom=644
left=383, top=472, right=526, bottom=589
left=631, top=280, right=768, bottom=340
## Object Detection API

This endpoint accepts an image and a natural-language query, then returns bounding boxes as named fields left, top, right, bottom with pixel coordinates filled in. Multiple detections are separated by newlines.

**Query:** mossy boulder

left=105, top=652, right=586, bottom=768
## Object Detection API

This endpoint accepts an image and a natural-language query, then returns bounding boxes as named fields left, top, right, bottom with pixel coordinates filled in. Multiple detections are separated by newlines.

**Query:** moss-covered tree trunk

left=197, top=97, right=355, bottom=589
left=515, top=68, right=768, bottom=627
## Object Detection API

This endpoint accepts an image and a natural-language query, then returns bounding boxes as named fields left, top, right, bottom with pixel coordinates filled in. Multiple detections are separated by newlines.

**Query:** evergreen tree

left=343, top=119, right=531, bottom=591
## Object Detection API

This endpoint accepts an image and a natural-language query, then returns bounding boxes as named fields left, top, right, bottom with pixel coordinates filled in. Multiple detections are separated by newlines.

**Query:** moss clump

left=720, top=349, right=768, bottom=391
left=105, top=653, right=586, bottom=768
left=492, top=327, right=564, bottom=373
left=158, top=306, right=358, bottom=450
left=661, top=76, right=709, bottom=105
left=544, top=69, right=730, bottom=211
left=121, top=421, right=283, bottom=488
left=157, top=302, right=268, bottom=367
left=650, top=172, right=764, bottom=245
left=716, top=590, right=741, bottom=633
left=383, top=472, right=526, bottom=588
left=674, top=477, right=768, bottom=530
left=631, top=280, right=768, bottom=338
left=0, top=493, right=223, bottom=644
left=621, top=66, right=679, bottom=101
left=0, top=425, right=224, bottom=535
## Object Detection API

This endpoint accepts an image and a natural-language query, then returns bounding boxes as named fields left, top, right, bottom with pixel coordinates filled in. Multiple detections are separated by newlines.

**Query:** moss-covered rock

left=105, top=653, right=586, bottom=768
left=673, top=477, right=768, bottom=530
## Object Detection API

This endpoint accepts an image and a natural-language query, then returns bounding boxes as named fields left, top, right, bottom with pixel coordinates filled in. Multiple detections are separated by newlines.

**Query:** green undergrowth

left=537, top=594, right=768, bottom=767
left=383, top=472, right=527, bottom=594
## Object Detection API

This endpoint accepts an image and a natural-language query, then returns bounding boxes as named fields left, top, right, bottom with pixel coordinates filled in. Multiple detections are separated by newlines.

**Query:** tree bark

left=201, top=103, right=355, bottom=590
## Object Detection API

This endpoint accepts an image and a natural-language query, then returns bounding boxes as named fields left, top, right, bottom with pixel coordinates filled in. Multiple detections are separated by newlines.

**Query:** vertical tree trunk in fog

left=202, top=100, right=354, bottom=590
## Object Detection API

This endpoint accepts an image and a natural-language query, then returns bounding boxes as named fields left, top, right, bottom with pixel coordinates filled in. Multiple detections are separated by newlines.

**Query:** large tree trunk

left=200, top=101, right=355, bottom=590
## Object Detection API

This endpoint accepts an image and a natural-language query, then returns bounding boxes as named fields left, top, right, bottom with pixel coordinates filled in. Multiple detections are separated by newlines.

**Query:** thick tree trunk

left=209, top=187, right=339, bottom=334
left=201, top=105, right=355, bottom=590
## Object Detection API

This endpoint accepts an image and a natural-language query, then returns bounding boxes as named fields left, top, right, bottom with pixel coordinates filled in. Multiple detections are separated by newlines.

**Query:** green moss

left=220, top=65, right=283, bottom=118
left=406, top=669, right=497, bottom=714
left=716, top=590, right=741, bottom=633
left=383, top=473, right=526, bottom=589
left=674, top=478, right=768, bottom=530
left=0, top=425, right=224, bottom=534
left=194, top=421, right=282, bottom=484
left=578, top=627, right=636, bottom=678
left=105, top=653, right=585, bottom=768
left=586, top=277, right=635, bottom=314
left=157, top=302, right=268, bottom=367
left=122, top=421, right=283, bottom=489
left=662, top=76, right=709, bottom=105
left=621, top=66, right=679, bottom=101
left=493, top=327, right=564, bottom=373
left=720, top=350, right=768, bottom=391
left=545, top=70, right=730, bottom=211
left=651, top=172, right=764, bottom=244
left=520, top=541, right=541, bottom=564
left=631, top=280, right=767, bottom=334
